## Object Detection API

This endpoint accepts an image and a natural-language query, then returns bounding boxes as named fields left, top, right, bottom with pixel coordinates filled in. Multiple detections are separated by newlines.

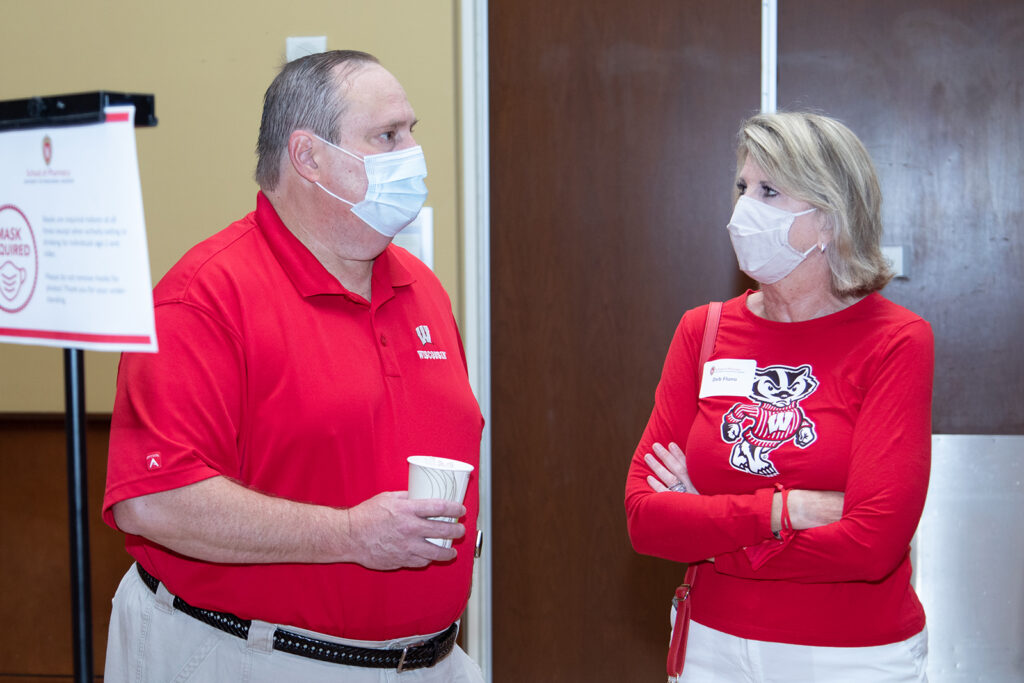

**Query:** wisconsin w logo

left=766, top=412, right=794, bottom=433
left=415, top=324, right=447, bottom=360
left=415, top=325, right=431, bottom=345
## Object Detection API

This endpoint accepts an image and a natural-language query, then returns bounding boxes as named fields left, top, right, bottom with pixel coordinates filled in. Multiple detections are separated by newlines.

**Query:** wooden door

left=776, top=0, right=1024, bottom=434
left=489, top=2, right=758, bottom=679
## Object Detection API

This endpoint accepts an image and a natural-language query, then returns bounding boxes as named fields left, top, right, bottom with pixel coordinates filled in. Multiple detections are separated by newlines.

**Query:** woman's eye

left=736, top=181, right=747, bottom=194
left=761, top=184, right=779, bottom=198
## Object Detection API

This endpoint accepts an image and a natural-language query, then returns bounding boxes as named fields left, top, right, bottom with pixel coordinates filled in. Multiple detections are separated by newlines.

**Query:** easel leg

left=64, top=348, right=93, bottom=682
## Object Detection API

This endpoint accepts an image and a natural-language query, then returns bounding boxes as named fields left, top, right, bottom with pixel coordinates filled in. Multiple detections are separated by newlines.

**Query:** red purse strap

left=699, top=301, right=722, bottom=370
left=667, top=563, right=699, bottom=677
left=668, top=301, right=722, bottom=679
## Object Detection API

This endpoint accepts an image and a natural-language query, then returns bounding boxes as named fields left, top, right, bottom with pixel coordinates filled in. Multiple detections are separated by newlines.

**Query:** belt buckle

left=396, top=639, right=425, bottom=673
left=397, top=633, right=440, bottom=673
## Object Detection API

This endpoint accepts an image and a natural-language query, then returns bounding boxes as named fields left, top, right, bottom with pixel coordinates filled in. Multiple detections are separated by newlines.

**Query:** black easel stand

left=64, top=349, right=92, bottom=681
left=0, top=92, right=156, bottom=683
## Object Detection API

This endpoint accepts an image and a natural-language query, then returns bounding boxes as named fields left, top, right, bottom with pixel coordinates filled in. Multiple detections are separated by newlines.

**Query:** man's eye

left=379, top=131, right=395, bottom=142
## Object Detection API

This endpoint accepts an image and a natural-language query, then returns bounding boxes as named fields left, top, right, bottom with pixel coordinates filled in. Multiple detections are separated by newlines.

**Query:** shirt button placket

left=375, top=324, right=401, bottom=377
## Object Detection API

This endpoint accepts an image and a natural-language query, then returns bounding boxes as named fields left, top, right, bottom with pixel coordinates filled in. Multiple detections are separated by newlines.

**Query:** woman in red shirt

left=625, top=111, right=933, bottom=682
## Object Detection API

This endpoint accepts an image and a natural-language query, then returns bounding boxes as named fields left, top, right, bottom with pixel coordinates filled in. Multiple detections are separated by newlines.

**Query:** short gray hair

left=254, top=50, right=379, bottom=190
left=736, top=111, right=893, bottom=297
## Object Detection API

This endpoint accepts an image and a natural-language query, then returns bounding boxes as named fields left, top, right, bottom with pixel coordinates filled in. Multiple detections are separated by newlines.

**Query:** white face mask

left=313, top=135, right=429, bottom=237
left=726, top=196, right=818, bottom=284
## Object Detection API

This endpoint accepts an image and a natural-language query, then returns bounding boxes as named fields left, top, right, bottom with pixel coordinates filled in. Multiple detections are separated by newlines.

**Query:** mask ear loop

left=312, top=133, right=365, bottom=163
left=787, top=205, right=819, bottom=258
left=311, top=134, right=365, bottom=208
left=315, top=182, right=356, bottom=207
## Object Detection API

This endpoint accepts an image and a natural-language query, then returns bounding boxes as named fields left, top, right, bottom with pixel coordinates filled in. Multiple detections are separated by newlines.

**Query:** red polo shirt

left=103, top=192, right=483, bottom=640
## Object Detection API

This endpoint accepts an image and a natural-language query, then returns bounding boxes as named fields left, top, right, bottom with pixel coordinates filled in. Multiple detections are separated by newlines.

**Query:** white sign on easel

left=0, top=104, right=156, bottom=352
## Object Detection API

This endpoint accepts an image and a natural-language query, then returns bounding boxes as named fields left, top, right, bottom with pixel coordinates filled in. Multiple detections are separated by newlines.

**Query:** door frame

left=459, top=0, right=493, bottom=678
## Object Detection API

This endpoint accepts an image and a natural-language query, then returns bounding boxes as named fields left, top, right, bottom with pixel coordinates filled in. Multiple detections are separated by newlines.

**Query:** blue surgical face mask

left=313, top=135, right=429, bottom=237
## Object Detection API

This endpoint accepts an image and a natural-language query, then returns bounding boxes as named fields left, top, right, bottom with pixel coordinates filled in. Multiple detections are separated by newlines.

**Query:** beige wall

left=0, top=0, right=461, bottom=413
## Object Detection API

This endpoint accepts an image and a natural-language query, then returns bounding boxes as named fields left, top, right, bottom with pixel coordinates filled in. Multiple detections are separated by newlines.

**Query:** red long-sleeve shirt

left=625, top=291, right=933, bottom=646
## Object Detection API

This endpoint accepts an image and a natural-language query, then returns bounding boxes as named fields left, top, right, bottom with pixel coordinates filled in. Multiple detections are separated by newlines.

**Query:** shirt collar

left=255, top=191, right=415, bottom=301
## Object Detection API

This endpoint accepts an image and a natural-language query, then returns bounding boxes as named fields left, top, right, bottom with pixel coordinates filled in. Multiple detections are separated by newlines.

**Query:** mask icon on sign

left=0, top=261, right=26, bottom=301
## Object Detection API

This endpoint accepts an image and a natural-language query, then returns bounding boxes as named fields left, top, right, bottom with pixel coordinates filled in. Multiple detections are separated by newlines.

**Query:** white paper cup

left=407, top=455, right=474, bottom=547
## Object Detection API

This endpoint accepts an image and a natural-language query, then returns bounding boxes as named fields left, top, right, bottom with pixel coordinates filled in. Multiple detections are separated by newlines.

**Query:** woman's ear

left=288, top=130, right=320, bottom=183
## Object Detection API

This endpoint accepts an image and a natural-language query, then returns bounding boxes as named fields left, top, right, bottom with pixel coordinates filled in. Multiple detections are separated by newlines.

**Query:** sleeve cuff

left=745, top=483, right=794, bottom=570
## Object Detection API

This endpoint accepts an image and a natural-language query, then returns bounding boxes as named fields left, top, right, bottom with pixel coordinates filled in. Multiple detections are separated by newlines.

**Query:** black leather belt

left=135, top=563, right=457, bottom=671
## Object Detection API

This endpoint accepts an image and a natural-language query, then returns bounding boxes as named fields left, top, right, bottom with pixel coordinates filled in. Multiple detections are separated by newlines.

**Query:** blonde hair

left=736, top=111, right=892, bottom=297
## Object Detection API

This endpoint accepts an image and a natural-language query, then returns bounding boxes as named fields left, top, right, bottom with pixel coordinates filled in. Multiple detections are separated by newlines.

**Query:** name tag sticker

left=699, top=358, right=756, bottom=398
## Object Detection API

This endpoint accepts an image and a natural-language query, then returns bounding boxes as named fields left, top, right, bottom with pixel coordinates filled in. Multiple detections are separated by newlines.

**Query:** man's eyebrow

left=372, top=118, right=418, bottom=131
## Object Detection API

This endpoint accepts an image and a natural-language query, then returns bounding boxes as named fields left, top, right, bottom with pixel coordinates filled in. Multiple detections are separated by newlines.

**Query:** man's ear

left=288, top=130, right=320, bottom=182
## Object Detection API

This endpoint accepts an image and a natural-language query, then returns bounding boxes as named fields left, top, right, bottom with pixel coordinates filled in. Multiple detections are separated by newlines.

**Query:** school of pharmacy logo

left=25, top=135, right=71, bottom=183
left=0, top=204, right=38, bottom=313
left=415, top=324, right=447, bottom=360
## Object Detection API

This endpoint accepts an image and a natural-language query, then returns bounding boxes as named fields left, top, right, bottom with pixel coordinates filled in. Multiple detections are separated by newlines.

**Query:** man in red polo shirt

left=102, top=50, right=484, bottom=682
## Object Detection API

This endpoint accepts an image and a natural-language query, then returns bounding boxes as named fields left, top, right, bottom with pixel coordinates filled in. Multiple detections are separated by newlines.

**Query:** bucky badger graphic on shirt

left=720, top=364, right=819, bottom=476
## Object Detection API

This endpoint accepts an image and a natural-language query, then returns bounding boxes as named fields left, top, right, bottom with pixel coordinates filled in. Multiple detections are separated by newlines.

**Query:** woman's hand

left=644, top=442, right=699, bottom=495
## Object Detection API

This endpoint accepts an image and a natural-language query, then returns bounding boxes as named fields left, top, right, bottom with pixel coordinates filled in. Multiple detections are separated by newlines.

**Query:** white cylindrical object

left=407, top=455, right=474, bottom=547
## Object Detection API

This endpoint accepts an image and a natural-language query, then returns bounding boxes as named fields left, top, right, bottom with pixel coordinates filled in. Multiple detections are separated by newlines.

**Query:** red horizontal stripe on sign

left=0, top=327, right=152, bottom=345
left=106, top=112, right=132, bottom=123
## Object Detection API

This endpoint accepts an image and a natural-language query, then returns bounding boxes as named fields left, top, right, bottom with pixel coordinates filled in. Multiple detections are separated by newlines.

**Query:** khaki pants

left=104, top=564, right=484, bottom=683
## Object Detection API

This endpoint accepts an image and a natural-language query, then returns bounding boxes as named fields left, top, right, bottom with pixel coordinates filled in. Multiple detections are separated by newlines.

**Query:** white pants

left=673, top=620, right=928, bottom=683
left=104, top=564, right=484, bottom=683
